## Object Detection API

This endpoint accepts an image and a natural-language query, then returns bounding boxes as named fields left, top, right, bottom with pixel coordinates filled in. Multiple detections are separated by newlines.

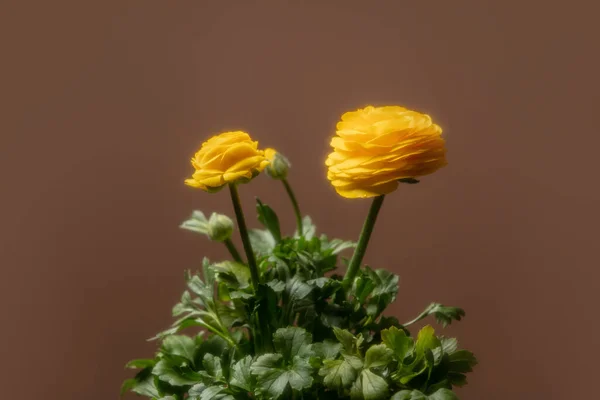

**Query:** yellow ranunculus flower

left=326, top=106, right=447, bottom=198
left=185, top=131, right=269, bottom=191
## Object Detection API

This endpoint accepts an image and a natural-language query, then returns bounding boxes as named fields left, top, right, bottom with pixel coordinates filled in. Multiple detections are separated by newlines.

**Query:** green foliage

left=123, top=204, right=475, bottom=400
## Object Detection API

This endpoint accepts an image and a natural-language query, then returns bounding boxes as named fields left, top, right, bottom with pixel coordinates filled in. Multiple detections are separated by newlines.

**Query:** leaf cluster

left=123, top=200, right=476, bottom=400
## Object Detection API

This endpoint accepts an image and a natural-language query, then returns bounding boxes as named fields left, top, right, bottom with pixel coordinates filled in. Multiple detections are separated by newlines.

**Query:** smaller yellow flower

left=264, top=148, right=291, bottom=180
left=185, top=131, right=268, bottom=191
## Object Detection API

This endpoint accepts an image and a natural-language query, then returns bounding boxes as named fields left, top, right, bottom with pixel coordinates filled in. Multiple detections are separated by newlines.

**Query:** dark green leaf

left=273, top=327, right=313, bottom=360
left=230, top=355, right=254, bottom=391
left=202, top=353, right=224, bottom=379
left=129, top=376, right=160, bottom=398
left=152, top=359, right=202, bottom=386
left=251, top=353, right=314, bottom=400
left=256, top=199, right=282, bottom=242
left=162, top=335, right=196, bottom=363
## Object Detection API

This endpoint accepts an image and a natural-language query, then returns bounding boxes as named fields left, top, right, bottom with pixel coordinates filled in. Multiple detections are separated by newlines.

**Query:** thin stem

left=342, top=195, right=385, bottom=289
left=228, top=183, right=273, bottom=353
left=282, top=178, right=303, bottom=235
left=224, top=238, right=243, bottom=263
left=228, top=184, right=260, bottom=290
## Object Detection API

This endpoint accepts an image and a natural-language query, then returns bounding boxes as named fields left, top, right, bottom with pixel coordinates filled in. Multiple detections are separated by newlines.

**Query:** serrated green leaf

left=120, top=378, right=137, bottom=396
left=333, top=327, right=357, bottom=354
left=391, top=389, right=459, bottom=400
left=230, top=355, right=253, bottom=391
left=267, top=279, right=286, bottom=293
left=364, top=344, right=393, bottom=369
left=351, top=370, right=389, bottom=400
left=381, top=327, right=413, bottom=361
left=320, top=358, right=359, bottom=390
left=162, top=335, right=196, bottom=363
left=313, top=340, right=342, bottom=360
left=180, top=211, right=209, bottom=235
left=295, top=216, right=316, bottom=239
left=158, top=397, right=177, bottom=400
left=248, top=229, right=276, bottom=255
left=448, top=350, right=478, bottom=373
left=128, top=376, right=160, bottom=398
left=202, top=353, right=223, bottom=379
left=256, top=199, right=282, bottom=242
left=415, top=326, right=441, bottom=360
left=406, top=303, right=465, bottom=328
left=251, top=353, right=314, bottom=400
left=152, top=359, right=202, bottom=386
left=273, top=327, right=312, bottom=360
left=199, top=386, right=223, bottom=400
left=211, top=261, right=251, bottom=289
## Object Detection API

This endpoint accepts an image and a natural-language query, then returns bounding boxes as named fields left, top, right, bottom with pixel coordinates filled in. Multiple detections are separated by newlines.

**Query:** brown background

left=1, top=1, right=598, bottom=399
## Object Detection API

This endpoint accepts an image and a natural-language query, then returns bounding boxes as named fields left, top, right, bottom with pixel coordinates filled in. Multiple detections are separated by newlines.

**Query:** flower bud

left=207, top=213, right=234, bottom=242
left=265, top=148, right=291, bottom=180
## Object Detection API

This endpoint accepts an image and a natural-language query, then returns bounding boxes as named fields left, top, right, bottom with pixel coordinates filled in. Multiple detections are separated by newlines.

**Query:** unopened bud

left=265, top=148, right=291, bottom=180
left=207, top=213, right=234, bottom=242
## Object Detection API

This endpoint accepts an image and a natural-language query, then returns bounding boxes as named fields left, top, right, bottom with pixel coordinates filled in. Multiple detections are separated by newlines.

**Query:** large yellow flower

left=185, top=131, right=269, bottom=191
left=326, top=106, right=447, bottom=198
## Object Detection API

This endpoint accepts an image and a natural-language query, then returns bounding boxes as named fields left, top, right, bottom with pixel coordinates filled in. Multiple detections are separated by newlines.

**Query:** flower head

left=185, top=131, right=269, bottom=191
left=326, top=106, right=447, bottom=198
left=264, top=148, right=291, bottom=180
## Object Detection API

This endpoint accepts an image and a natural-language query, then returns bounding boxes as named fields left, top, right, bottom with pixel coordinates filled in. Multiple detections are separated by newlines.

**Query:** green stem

left=282, top=178, right=303, bottom=235
left=228, top=183, right=272, bottom=353
left=228, top=184, right=260, bottom=290
left=224, top=238, right=243, bottom=263
left=342, top=195, right=385, bottom=289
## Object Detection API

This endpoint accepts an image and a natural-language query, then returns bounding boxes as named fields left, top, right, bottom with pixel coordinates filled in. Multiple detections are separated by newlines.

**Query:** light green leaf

left=351, top=370, right=389, bottom=400
left=319, top=358, right=360, bottom=390
left=364, top=344, right=393, bottom=369
left=333, top=327, right=357, bottom=354
left=211, top=261, right=251, bottom=289
left=180, top=211, right=209, bottom=235
left=199, top=386, right=223, bottom=400
left=125, top=359, right=156, bottom=369
left=273, top=327, right=312, bottom=360
left=158, top=397, right=177, bottom=400
left=251, top=353, right=314, bottom=400
left=391, top=389, right=459, bottom=400
left=325, top=238, right=356, bottom=255
left=256, top=199, right=282, bottom=242
left=295, top=216, right=316, bottom=239
left=248, top=229, right=276, bottom=255
left=162, top=335, right=196, bottom=362
left=230, top=355, right=253, bottom=391
left=415, top=326, right=441, bottom=360
left=313, top=340, right=342, bottom=360
left=267, top=279, right=286, bottom=293
left=381, top=327, right=413, bottom=361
